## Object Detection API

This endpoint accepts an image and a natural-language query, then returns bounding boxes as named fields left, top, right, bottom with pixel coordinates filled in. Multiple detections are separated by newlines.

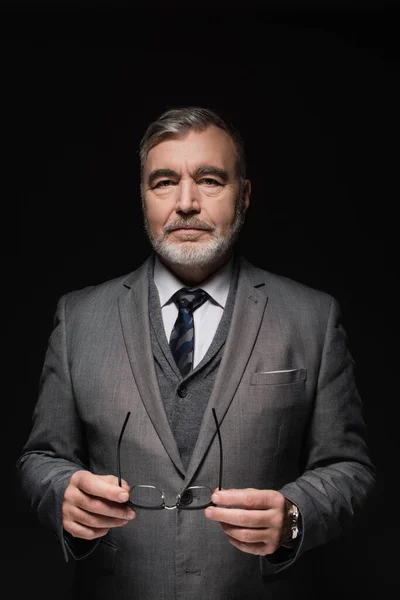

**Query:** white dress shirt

left=153, top=255, right=233, bottom=368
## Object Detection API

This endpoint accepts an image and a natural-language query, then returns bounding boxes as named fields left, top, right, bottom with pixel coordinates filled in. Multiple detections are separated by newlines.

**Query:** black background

left=6, top=0, right=395, bottom=597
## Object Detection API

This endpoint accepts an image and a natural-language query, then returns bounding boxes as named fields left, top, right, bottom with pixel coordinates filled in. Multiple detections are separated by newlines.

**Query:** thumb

left=100, top=474, right=131, bottom=492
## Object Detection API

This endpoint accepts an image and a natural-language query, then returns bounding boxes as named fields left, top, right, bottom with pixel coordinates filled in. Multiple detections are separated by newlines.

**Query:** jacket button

left=179, top=489, right=193, bottom=506
left=177, top=385, right=187, bottom=398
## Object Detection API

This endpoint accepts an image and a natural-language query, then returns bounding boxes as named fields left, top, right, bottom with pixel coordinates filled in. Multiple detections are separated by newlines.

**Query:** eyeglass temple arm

left=212, top=408, right=223, bottom=491
left=117, top=411, right=131, bottom=487
left=118, top=410, right=222, bottom=491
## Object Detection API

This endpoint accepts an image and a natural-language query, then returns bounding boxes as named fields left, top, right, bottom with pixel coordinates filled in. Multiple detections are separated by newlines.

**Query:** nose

left=175, top=179, right=200, bottom=214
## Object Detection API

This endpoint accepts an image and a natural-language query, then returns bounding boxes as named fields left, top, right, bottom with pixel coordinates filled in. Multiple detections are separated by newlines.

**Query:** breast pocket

left=250, top=368, right=307, bottom=386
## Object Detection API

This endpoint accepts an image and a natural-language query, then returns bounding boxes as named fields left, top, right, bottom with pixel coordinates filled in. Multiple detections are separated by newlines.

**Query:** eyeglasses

left=117, top=408, right=223, bottom=510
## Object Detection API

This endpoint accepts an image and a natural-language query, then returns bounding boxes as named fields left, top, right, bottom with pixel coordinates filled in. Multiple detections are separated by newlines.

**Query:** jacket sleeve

left=262, top=296, right=376, bottom=576
left=16, top=294, right=100, bottom=562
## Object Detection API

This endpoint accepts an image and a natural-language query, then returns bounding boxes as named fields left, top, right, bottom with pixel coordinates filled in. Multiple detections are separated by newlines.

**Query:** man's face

left=141, top=126, right=250, bottom=270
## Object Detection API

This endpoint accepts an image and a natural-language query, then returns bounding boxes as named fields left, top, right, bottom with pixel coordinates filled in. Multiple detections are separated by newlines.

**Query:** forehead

left=144, top=126, right=237, bottom=173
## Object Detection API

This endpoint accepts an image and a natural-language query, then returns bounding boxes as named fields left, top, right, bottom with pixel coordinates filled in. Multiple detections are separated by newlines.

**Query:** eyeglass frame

left=117, top=407, right=223, bottom=510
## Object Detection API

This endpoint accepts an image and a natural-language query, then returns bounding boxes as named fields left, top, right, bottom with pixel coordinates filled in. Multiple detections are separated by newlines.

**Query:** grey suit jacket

left=17, top=255, right=375, bottom=599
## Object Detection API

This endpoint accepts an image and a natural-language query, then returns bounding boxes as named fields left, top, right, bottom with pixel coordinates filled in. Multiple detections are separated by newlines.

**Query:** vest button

left=179, top=489, right=193, bottom=506
left=177, top=385, right=187, bottom=398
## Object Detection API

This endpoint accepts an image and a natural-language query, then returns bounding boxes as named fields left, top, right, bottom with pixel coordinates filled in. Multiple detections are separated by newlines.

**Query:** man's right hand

left=62, top=470, right=136, bottom=540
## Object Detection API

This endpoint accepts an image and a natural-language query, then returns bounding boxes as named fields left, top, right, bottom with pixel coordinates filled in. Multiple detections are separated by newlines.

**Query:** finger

left=73, top=493, right=136, bottom=521
left=226, top=535, right=270, bottom=556
left=64, top=520, right=111, bottom=541
left=72, top=471, right=130, bottom=503
left=220, top=523, right=270, bottom=544
left=205, top=506, right=272, bottom=528
left=121, top=481, right=131, bottom=493
left=211, top=488, right=283, bottom=510
left=69, top=506, right=131, bottom=529
left=101, top=475, right=130, bottom=491
left=64, top=483, right=136, bottom=521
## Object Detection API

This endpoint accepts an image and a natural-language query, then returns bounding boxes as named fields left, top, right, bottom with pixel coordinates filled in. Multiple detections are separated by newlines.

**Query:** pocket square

left=250, top=368, right=307, bottom=385
left=258, top=369, right=299, bottom=374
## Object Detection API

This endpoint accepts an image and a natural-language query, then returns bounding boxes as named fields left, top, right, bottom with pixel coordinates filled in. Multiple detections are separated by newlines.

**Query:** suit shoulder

left=63, top=272, right=131, bottom=304
left=56, top=264, right=148, bottom=321
left=241, top=257, right=336, bottom=309
left=59, top=257, right=150, bottom=306
left=268, top=271, right=333, bottom=305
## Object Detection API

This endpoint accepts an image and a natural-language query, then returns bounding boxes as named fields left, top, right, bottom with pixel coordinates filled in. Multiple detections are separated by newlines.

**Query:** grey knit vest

left=148, top=257, right=239, bottom=470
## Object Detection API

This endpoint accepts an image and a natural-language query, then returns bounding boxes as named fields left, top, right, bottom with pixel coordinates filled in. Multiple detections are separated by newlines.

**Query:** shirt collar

left=153, top=254, right=233, bottom=309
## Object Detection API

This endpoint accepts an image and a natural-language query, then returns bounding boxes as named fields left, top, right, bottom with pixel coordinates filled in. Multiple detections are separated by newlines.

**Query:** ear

left=243, top=179, right=251, bottom=213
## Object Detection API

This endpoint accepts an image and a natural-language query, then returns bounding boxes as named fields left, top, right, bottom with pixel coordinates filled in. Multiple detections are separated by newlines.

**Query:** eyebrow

left=147, top=165, right=230, bottom=187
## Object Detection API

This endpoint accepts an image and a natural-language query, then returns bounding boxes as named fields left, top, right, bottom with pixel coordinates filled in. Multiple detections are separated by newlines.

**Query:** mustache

left=164, top=218, right=215, bottom=233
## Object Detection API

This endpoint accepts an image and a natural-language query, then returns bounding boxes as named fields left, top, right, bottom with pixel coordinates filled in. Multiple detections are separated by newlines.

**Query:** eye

left=153, top=179, right=176, bottom=188
left=198, top=178, right=222, bottom=186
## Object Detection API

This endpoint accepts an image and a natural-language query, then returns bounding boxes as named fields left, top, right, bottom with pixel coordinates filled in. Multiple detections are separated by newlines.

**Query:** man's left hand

left=204, top=488, right=293, bottom=556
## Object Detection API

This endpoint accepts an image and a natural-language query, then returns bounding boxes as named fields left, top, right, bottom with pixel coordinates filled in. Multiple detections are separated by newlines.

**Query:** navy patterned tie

left=169, top=288, right=209, bottom=377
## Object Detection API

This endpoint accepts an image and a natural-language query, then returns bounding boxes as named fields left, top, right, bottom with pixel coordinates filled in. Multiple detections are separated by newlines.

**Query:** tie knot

left=172, top=288, right=209, bottom=313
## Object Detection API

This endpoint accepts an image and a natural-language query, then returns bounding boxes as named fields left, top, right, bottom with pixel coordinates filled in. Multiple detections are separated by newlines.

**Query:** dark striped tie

left=169, top=288, right=209, bottom=377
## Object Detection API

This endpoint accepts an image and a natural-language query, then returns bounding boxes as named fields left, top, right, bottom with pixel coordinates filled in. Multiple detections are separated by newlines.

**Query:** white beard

left=151, top=232, right=233, bottom=269
left=144, top=208, right=245, bottom=270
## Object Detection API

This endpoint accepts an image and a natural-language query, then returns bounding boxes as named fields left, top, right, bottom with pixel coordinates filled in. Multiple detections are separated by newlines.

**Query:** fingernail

left=205, top=508, right=213, bottom=517
left=212, top=494, right=220, bottom=503
left=119, top=492, right=129, bottom=501
left=127, top=511, right=135, bottom=520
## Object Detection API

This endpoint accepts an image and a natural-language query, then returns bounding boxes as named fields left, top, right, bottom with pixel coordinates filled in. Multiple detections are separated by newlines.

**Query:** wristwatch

left=288, top=503, right=300, bottom=540
left=282, top=501, right=301, bottom=548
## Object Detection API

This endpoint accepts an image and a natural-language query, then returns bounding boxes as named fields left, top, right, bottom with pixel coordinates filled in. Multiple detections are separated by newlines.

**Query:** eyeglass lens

left=117, top=408, right=222, bottom=509
left=128, top=485, right=213, bottom=509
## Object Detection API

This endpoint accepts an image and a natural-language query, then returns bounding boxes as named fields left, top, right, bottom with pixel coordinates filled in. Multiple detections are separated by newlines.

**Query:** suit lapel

left=117, top=258, right=185, bottom=475
left=183, top=258, right=269, bottom=488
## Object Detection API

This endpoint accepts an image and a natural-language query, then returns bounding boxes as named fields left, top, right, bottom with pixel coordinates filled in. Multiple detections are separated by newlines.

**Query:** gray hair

left=139, top=106, right=247, bottom=183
